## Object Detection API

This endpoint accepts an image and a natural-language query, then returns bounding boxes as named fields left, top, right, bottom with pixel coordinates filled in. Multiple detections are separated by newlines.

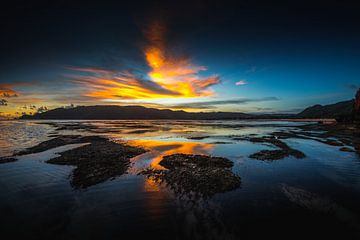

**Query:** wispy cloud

left=10, top=98, right=46, bottom=104
left=235, top=80, right=246, bottom=86
left=168, top=97, right=279, bottom=109
left=254, top=107, right=273, bottom=111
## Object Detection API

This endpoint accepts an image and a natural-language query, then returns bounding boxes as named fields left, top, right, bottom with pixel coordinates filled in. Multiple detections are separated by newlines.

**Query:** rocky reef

left=271, top=123, right=359, bottom=153
left=3, top=134, right=147, bottom=188
left=141, top=154, right=241, bottom=198
left=47, top=137, right=146, bottom=189
left=234, top=136, right=306, bottom=160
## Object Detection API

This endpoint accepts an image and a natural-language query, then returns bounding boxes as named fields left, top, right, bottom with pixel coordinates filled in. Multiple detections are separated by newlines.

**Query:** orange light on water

left=128, top=139, right=214, bottom=192
left=128, top=139, right=214, bottom=170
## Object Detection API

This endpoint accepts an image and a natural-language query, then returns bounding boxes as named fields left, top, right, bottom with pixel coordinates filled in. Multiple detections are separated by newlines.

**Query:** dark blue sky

left=1, top=0, right=359, bottom=116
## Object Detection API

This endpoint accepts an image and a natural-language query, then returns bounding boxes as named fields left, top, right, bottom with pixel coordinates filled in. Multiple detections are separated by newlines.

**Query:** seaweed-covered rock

left=160, top=154, right=234, bottom=169
left=47, top=138, right=146, bottom=189
left=141, top=154, right=241, bottom=198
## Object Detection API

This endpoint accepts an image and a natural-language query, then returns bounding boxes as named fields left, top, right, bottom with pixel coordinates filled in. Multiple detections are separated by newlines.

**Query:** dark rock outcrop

left=12, top=135, right=147, bottom=188
left=339, top=147, right=355, bottom=152
left=0, top=157, right=17, bottom=164
left=141, top=154, right=241, bottom=198
left=234, top=136, right=306, bottom=160
left=47, top=138, right=146, bottom=189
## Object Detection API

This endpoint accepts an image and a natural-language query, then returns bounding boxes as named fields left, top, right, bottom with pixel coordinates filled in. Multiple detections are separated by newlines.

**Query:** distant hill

left=296, top=100, right=354, bottom=119
left=19, top=99, right=356, bottom=120
left=20, top=105, right=252, bottom=120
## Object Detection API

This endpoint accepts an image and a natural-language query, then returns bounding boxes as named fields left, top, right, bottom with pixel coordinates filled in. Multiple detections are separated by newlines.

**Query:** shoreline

left=1, top=118, right=337, bottom=122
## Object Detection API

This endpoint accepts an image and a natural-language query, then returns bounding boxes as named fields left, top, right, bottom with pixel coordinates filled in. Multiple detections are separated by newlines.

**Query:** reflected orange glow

left=144, top=177, right=161, bottom=192
left=128, top=139, right=214, bottom=192
left=129, top=139, right=214, bottom=170
left=0, top=88, right=18, bottom=98
left=0, top=83, right=32, bottom=98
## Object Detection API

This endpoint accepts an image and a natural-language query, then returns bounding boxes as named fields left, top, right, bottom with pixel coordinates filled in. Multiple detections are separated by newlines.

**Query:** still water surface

left=0, top=120, right=360, bottom=239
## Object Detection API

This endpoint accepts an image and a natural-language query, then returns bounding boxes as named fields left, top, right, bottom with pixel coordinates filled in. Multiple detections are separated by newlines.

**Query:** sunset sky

left=1, top=0, right=360, bottom=117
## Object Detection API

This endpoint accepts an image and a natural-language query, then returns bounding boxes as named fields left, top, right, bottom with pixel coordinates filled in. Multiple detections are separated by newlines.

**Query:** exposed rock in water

left=322, top=139, right=344, bottom=146
left=250, top=150, right=289, bottom=160
left=0, top=157, right=17, bottom=164
left=16, top=135, right=105, bottom=155
left=339, top=147, right=355, bottom=152
left=36, top=122, right=99, bottom=131
left=240, top=123, right=358, bottom=155
left=237, top=136, right=306, bottom=160
left=210, top=141, right=233, bottom=144
left=140, top=154, right=241, bottom=198
left=126, top=129, right=158, bottom=134
left=46, top=137, right=146, bottom=189
left=273, top=130, right=346, bottom=147
left=272, top=124, right=357, bottom=148
left=187, top=136, right=210, bottom=140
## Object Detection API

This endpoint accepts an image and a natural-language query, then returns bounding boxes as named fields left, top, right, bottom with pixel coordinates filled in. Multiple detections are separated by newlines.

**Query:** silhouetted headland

left=19, top=105, right=264, bottom=120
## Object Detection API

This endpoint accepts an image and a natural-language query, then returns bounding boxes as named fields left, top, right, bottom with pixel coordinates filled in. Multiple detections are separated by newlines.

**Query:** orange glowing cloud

left=0, top=83, right=50, bottom=118
left=144, top=20, right=220, bottom=98
left=0, top=84, right=20, bottom=98
left=71, top=20, right=221, bottom=101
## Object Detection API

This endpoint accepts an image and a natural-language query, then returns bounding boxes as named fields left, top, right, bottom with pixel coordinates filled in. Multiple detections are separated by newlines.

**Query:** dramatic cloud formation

left=70, top=20, right=221, bottom=102
left=143, top=20, right=220, bottom=98
left=71, top=68, right=182, bottom=99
